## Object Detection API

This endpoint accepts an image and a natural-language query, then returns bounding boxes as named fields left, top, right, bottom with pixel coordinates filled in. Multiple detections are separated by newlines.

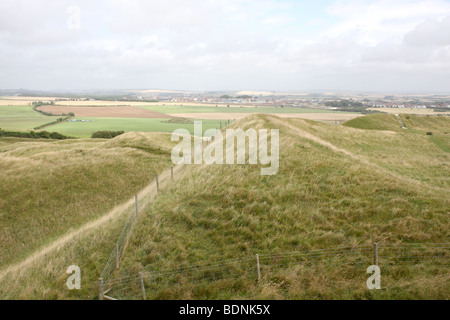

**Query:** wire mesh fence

left=99, top=243, right=450, bottom=300
left=97, top=123, right=239, bottom=297
left=99, top=161, right=189, bottom=284
left=95, top=119, right=447, bottom=300
left=100, top=200, right=137, bottom=283
left=98, top=121, right=239, bottom=285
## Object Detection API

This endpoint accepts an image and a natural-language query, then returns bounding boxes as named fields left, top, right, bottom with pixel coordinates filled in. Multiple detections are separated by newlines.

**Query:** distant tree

left=91, top=131, right=125, bottom=139
left=49, top=132, right=66, bottom=140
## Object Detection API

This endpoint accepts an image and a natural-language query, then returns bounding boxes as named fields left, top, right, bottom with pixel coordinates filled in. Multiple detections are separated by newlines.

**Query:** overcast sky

left=0, top=0, right=450, bottom=93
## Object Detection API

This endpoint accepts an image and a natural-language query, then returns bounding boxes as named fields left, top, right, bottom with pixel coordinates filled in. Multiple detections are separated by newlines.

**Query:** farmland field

left=0, top=105, right=60, bottom=131
left=0, top=100, right=361, bottom=138
left=170, top=112, right=361, bottom=121
left=0, top=97, right=57, bottom=106
left=37, top=105, right=173, bottom=119
left=139, top=104, right=354, bottom=114
left=368, top=108, right=449, bottom=115
left=48, top=117, right=226, bottom=138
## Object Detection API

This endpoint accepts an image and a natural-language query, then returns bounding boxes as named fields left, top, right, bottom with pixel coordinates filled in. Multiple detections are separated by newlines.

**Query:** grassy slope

left=0, top=204, right=131, bottom=300
left=114, top=115, right=449, bottom=300
left=0, top=132, right=175, bottom=270
left=343, top=113, right=404, bottom=132
left=0, top=115, right=448, bottom=300
left=342, top=114, right=450, bottom=187
left=0, top=105, right=60, bottom=131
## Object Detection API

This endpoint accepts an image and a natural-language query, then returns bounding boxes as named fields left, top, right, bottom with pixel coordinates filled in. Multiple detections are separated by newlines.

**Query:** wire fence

left=99, top=196, right=138, bottom=283
left=99, top=160, right=189, bottom=284
left=98, top=120, right=236, bottom=296
left=99, top=243, right=450, bottom=300
left=96, top=120, right=448, bottom=300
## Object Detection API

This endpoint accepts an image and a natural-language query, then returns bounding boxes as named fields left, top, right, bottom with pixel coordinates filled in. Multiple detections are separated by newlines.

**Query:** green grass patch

left=0, top=105, right=60, bottom=131
left=343, top=114, right=403, bottom=131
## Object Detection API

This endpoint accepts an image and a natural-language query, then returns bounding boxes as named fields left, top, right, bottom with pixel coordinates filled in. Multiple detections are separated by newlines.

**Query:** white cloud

left=404, top=16, right=450, bottom=46
left=0, top=0, right=450, bottom=92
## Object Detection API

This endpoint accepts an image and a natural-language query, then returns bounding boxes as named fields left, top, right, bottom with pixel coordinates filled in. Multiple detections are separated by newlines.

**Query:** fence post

left=171, top=166, right=174, bottom=180
left=135, top=194, right=139, bottom=219
left=139, top=273, right=146, bottom=300
left=98, top=278, right=104, bottom=300
left=255, top=254, right=261, bottom=283
left=115, top=243, right=119, bottom=269
left=156, top=175, right=160, bottom=193
left=374, top=243, right=379, bottom=266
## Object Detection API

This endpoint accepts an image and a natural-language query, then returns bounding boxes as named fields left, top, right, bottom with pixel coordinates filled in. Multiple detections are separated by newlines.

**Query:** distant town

left=2, top=88, right=449, bottom=114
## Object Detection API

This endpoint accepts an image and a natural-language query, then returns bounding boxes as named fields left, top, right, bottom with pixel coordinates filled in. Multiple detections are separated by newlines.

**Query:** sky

left=0, top=0, right=450, bottom=93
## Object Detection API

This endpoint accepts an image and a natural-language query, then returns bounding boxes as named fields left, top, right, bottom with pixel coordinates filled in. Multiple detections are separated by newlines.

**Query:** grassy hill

left=0, top=132, right=175, bottom=270
left=114, top=115, right=448, bottom=300
left=344, top=113, right=450, bottom=155
left=0, top=115, right=448, bottom=300
left=343, top=113, right=405, bottom=132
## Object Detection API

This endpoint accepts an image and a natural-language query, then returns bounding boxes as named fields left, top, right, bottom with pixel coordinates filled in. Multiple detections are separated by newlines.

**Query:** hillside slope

left=109, top=115, right=449, bottom=300
left=0, top=132, right=174, bottom=269
left=0, top=115, right=448, bottom=300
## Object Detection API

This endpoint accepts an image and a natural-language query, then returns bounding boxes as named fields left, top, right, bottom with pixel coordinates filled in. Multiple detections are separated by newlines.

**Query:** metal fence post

left=98, top=278, right=104, bottom=300
left=156, top=175, right=160, bottom=193
left=374, top=243, right=379, bottom=266
left=171, top=166, right=174, bottom=180
left=256, top=254, right=261, bottom=283
left=139, top=273, right=146, bottom=300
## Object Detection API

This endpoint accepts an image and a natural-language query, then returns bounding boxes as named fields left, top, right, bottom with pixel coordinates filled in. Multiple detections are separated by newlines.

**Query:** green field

left=0, top=104, right=358, bottom=139
left=48, top=117, right=226, bottom=138
left=0, top=105, right=59, bottom=131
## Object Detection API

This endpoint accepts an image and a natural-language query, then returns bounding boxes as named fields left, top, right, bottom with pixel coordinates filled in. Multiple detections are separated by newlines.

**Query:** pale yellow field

left=54, top=100, right=230, bottom=107
left=0, top=97, right=58, bottom=106
left=236, top=90, right=309, bottom=97
left=369, top=108, right=449, bottom=115
left=0, top=96, right=59, bottom=101
left=55, top=100, right=160, bottom=107
left=55, top=100, right=274, bottom=108
left=171, top=112, right=362, bottom=121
